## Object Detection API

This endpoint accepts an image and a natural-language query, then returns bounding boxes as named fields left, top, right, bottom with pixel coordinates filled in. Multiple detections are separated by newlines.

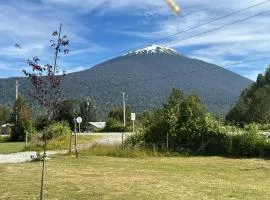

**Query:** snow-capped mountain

left=124, top=45, right=178, bottom=55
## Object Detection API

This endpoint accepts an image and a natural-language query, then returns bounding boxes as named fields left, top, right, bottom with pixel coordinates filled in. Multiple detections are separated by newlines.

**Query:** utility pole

left=121, top=92, right=127, bottom=150
left=87, top=100, right=89, bottom=132
left=122, top=92, right=126, bottom=127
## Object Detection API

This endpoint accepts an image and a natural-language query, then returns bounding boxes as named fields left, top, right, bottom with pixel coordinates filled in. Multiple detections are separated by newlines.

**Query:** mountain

left=0, top=45, right=252, bottom=119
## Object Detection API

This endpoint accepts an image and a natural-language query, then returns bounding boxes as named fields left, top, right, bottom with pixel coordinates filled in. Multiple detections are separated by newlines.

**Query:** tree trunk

left=25, top=131, right=28, bottom=148
left=40, top=138, right=47, bottom=200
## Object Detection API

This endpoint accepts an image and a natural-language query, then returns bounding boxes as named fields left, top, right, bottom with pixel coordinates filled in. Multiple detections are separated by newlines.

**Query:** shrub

left=244, top=123, right=259, bottom=133
left=262, top=139, right=270, bottom=157
left=104, top=118, right=127, bottom=132
left=230, top=131, right=265, bottom=157
left=131, top=89, right=270, bottom=158
left=144, top=108, right=169, bottom=148
left=256, top=123, right=270, bottom=131
left=125, top=132, right=145, bottom=148
left=45, top=121, right=71, bottom=140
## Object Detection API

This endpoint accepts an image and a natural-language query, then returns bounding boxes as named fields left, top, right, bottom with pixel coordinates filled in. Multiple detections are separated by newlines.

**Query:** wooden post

left=74, top=119, right=78, bottom=158
left=25, top=131, right=28, bottom=148
left=166, top=132, right=169, bottom=151
left=69, top=131, right=72, bottom=156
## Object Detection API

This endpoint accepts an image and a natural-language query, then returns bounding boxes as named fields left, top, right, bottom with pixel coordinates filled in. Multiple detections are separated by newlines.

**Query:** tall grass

left=24, top=135, right=98, bottom=152
left=79, top=143, right=186, bottom=158
left=0, top=136, right=9, bottom=143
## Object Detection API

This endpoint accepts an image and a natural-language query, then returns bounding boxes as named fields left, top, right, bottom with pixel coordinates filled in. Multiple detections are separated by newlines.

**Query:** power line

left=164, top=9, right=270, bottom=47
left=223, top=56, right=270, bottom=67
left=64, top=0, right=270, bottom=69
left=145, top=0, right=270, bottom=47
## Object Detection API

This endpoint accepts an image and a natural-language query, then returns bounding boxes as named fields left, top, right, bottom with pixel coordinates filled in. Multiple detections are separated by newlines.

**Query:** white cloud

left=42, top=0, right=168, bottom=16
left=65, top=66, right=86, bottom=74
left=243, top=70, right=262, bottom=81
left=1, top=0, right=270, bottom=78
left=68, top=45, right=108, bottom=56
left=0, top=0, right=108, bottom=78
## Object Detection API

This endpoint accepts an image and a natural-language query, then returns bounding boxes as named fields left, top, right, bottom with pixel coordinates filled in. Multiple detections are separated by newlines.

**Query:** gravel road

left=90, top=132, right=132, bottom=144
left=0, top=151, right=65, bottom=164
left=77, top=132, right=132, bottom=150
left=0, top=132, right=132, bottom=164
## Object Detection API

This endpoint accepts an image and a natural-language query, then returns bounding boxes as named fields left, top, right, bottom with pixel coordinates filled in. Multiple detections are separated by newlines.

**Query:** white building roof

left=1, top=123, right=14, bottom=128
left=88, top=122, right=106, bottom=129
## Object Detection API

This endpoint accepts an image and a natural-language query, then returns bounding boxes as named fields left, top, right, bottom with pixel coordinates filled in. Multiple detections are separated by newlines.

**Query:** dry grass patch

left=24, top=135, right=100, bottom=151
left=1, top=156, right=270, bottom=199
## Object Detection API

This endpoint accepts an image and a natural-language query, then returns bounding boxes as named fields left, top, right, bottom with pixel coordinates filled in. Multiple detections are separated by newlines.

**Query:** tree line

left=0, top=97, right=97, bottom=141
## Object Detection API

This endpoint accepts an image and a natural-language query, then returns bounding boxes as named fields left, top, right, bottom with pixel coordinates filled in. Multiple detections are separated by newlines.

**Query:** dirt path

left=0, top=151, right=66, bottom=164
left=0, top=133, right=132, bottom=164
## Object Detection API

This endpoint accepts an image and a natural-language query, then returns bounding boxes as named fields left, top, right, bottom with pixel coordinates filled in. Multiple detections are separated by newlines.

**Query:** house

left=1, top=124, right=13, bottom=135
left=88, top=122, right=106, bottom=132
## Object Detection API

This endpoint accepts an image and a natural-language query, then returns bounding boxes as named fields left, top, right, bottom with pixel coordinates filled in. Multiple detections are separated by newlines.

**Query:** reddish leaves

left=23, top=28, right=70, bottom=111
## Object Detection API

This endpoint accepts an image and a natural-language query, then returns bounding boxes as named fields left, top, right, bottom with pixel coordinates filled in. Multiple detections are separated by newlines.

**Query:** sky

left=1, top=0, right=270, bottom=80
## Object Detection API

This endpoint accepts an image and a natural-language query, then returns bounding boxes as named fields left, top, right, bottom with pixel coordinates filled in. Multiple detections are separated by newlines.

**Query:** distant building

left=88, top=122, right=106, bottom=132
left=1, top=124, right=13, bottom=135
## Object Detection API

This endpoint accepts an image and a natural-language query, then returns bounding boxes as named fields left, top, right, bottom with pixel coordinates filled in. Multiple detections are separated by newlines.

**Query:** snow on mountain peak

left=124, top=45, right=178, bottom=56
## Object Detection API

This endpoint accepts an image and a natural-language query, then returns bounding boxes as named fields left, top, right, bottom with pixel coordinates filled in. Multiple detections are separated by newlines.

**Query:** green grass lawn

left=0, top=142, right=25, bottom=154
left=0, top=155, right=270, bottom=199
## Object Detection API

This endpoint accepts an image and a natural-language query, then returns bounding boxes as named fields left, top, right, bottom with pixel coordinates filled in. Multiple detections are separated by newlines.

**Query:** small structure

left=88, top=122, right=106, bottom=132
left=1, top=124, right=13, bottom=135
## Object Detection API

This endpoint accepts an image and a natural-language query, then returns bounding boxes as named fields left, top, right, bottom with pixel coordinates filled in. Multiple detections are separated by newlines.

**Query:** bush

left=125, top=132, right=145, bottom=148
left=131, top=89, right=270, bottom=158
left=144, top=108, right=169, bottom=148
left=45, top=121, right=71, bottom=140
left=256, top=123, right=270, bottom=131
left=104, top=118, right=128, bottom=132
left=230, top=132, right=265, bottom=157
left=140, top=109, right=270, bottom=157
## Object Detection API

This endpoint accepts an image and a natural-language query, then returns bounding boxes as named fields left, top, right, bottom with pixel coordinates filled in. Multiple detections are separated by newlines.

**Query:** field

left=0, top=155, right=270, bottom=200
left=0, top=142, right=25, bottom=154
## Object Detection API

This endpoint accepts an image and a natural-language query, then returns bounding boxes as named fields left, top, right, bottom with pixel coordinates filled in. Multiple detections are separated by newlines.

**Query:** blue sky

left=1, top=0, right=270, bottom=80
